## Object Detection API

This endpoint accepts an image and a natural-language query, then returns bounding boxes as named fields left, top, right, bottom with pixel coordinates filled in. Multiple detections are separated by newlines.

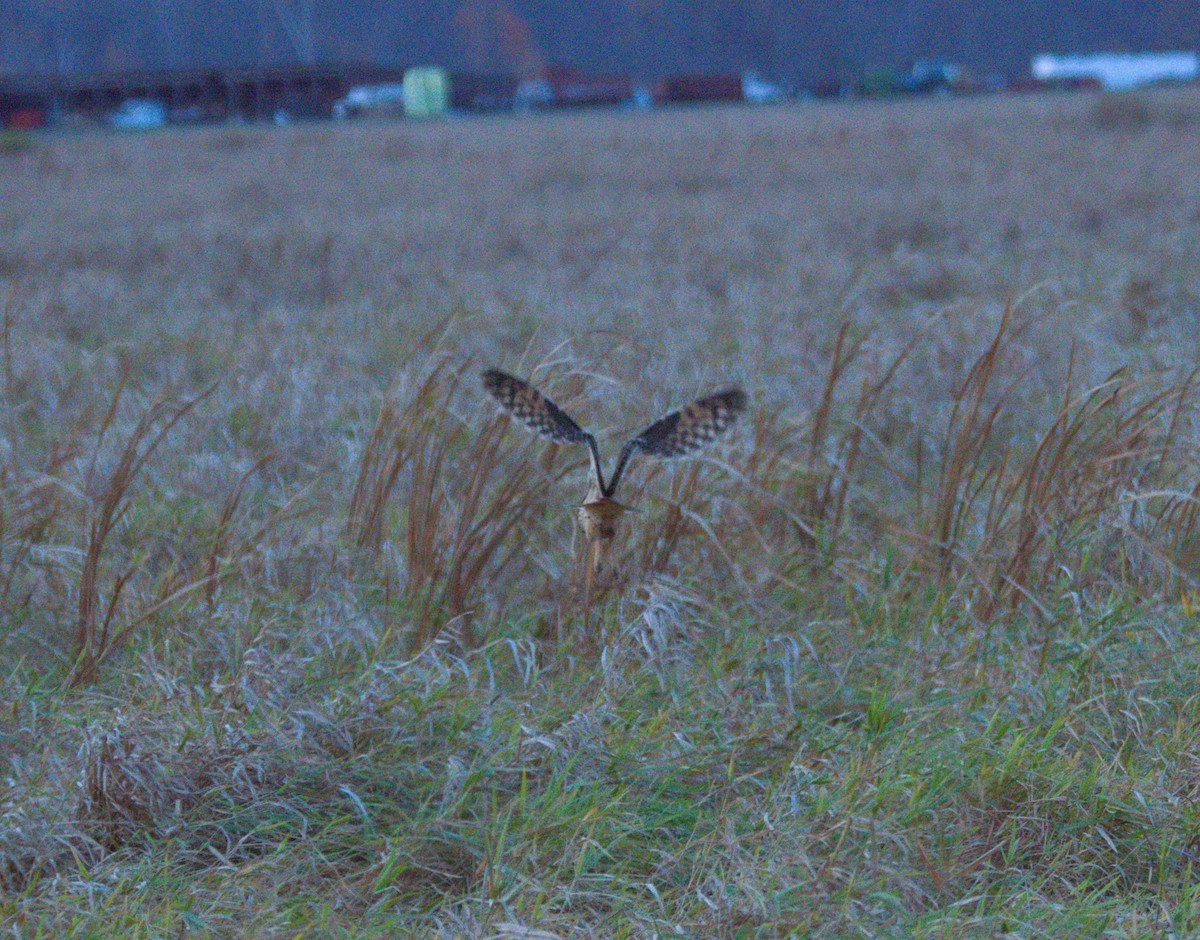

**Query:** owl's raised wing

left=605, top=387, right=747, bottom=497
left=483, top=368, right=606, bottom=492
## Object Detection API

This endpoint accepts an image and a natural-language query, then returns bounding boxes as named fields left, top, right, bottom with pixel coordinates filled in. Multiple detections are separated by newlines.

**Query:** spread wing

left=605, top=387, right=747, bottom=497
left=482, top=368, right=606, bottom=491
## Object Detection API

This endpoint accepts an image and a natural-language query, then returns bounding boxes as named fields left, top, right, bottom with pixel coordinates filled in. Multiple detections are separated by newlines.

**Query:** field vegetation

left=3, top=86, right=1200, bottom=937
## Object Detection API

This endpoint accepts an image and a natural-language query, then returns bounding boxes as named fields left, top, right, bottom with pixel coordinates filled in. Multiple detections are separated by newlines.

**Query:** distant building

left=0, top=64, right=408, bottom=127
left=1031, top=52, right=1198, bottom=91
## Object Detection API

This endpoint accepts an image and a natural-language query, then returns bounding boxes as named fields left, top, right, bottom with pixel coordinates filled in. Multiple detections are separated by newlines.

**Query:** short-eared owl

left=482, top=368, right=747, bottom=504
left=484, top=367, right=746, bottom=602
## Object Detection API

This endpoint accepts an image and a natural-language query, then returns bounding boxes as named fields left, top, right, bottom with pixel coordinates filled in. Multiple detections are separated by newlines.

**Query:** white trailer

left=1031, top=52, right=1198, bottom=91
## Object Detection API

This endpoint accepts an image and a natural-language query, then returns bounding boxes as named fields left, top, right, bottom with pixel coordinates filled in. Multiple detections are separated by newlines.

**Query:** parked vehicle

left=109, top=99, right=166, bottom=129
left=741, top=71, right=785, bottom=104
left=517, top=66, right=634, bottom=110
left=332, top=83, right=406, bottom=119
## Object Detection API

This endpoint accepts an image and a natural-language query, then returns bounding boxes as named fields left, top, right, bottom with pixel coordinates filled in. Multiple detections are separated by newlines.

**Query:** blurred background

left=2, top=1, right=1198, bottom=110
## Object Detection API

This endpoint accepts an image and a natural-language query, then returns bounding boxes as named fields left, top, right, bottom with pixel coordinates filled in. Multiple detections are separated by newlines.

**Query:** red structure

left=655, top=74, right=744, bottom=104
left=0, top=81, right=52, bottom=128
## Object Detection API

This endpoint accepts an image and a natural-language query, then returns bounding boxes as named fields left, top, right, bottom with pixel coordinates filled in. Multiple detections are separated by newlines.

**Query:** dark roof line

left=1, top=61, right=410, bottom=95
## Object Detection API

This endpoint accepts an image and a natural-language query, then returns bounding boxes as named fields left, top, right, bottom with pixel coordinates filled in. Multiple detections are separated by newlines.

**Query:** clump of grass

left=907, top=306, right=1200, bottom=620
left=347, top=363, right=450, bottom=556
left=1090, top=92, right=1154, bottom=131
left=799, top=321, right=918, bottom=565
left=203, top=453, right=274, bottom=610
left=70, top=379, right=216, bottom=687
left=349, top=359, right=574, bottom=650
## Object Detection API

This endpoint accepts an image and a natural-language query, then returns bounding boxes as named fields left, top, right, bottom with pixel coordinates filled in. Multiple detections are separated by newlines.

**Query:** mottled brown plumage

left=481, top=368, right=591, bottom=446
left=482, top=368, right=746, bottom=499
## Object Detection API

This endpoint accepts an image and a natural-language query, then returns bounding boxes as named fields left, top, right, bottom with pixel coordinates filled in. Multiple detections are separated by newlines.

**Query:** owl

left=483, top=366, right=747, bottom=600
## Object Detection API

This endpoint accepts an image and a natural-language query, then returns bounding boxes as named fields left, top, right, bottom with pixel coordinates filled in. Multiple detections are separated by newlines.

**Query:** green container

left=403, top=67, right=449, bottom=118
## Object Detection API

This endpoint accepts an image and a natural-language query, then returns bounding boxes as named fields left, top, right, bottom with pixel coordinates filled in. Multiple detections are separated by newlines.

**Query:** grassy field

left=3, top=85, right=1200, bottom=937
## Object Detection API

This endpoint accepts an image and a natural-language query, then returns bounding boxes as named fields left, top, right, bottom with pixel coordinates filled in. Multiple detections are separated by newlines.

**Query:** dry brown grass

left=4, top=86, right=1200, bottom=935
